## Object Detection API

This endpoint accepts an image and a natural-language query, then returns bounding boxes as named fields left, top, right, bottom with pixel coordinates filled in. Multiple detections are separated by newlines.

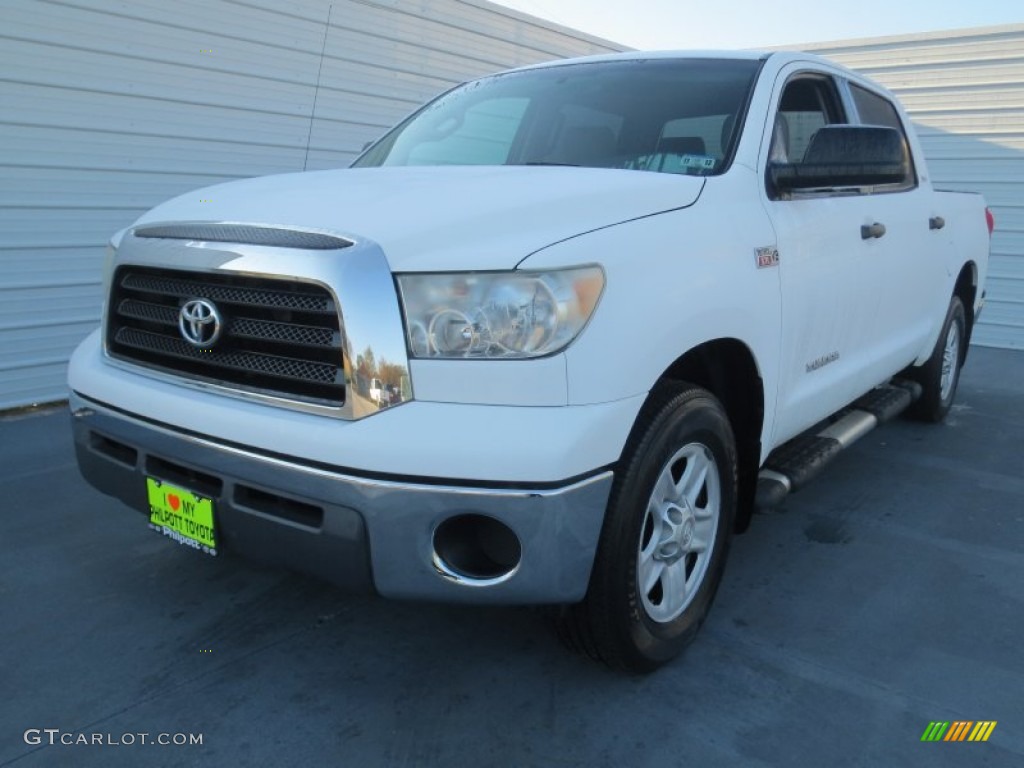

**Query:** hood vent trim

left=134, top=224, right=353, bottom=251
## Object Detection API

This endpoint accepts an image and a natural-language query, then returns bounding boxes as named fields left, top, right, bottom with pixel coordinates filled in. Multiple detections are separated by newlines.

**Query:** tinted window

left=650, top=115, right=733, bottom=173
left=771, top=76, right=845, bottom=163
left=769, top=77, right=914, bottom=195
left=850, top=84, right=904, bottom=132
left=406, top=98, right=528, bottom=165
left=850, top=83, right=916, bottom=188
left=354, top=58, right=762, bottom=176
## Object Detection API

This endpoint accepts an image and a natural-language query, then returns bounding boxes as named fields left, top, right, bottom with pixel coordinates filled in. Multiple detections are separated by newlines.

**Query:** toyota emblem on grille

left=179, top=298, right=223, bottom=348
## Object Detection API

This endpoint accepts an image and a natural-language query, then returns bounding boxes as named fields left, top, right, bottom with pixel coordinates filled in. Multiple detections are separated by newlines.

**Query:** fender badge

left=756, top=246, right=779, bottom=269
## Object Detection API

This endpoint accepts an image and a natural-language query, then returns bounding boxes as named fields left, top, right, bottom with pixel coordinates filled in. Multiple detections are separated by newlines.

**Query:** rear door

left=844, top=80, right=945, bottom=363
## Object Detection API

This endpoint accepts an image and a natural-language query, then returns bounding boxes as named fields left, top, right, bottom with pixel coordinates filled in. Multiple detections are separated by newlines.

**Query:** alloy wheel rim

left=637, top=442, right=721, bottom=623
left=940, top=321, right=961, bottom=402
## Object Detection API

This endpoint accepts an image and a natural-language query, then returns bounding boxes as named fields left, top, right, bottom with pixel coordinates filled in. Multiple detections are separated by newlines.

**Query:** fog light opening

left=432, top=514, right=522, bottom=585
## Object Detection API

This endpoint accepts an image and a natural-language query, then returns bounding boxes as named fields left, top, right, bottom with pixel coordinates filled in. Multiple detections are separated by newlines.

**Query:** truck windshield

left=353, top=58, right=762, bottom=177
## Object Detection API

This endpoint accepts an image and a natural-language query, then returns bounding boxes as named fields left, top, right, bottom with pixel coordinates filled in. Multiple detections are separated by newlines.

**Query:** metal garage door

left=802, top=24, right=1024, bottom=349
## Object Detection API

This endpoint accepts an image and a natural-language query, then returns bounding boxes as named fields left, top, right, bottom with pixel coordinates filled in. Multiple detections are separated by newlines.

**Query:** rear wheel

left=552, top=382, right=736, bottom=673
left=907, top=296, right=965, bottom=422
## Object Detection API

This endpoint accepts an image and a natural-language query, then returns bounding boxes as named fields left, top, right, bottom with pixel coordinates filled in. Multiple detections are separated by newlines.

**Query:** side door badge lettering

left=806, top=351, right=840, bottom=373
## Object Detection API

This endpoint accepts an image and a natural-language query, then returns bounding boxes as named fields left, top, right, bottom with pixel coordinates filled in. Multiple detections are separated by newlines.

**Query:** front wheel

left=552, top=382, right=737, bottom=673
left=907, top=296, right=965, bottom=422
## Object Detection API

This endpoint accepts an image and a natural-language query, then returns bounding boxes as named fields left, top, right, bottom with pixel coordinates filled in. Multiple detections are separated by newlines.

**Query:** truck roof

left=505, top=49, right=840, bottom=74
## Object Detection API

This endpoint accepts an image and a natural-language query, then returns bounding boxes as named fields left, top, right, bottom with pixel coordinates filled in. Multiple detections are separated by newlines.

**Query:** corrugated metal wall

left=0, top=0, right=622, bottom=409
left=6, top=10, right=1020, bottom=410
left=797, top=24, right=1024, bottom=350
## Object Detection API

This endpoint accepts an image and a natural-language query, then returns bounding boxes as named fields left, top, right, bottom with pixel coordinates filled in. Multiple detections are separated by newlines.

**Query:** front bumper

left=71, top=392, right=613, bottom=604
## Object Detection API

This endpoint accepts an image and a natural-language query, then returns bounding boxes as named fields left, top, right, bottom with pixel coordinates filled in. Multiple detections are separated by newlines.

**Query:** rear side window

left=850, top=83, right=916, bottom=188
left=850, top=84, right=904, bottom=132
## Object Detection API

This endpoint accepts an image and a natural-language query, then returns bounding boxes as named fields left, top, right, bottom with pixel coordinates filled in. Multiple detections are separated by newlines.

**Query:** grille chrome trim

left=103, top=225, right=413, bottom=420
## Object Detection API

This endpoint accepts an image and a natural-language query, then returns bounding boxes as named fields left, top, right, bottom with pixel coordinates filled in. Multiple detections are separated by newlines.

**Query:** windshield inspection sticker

left=679, top=154, right=716, bottom=170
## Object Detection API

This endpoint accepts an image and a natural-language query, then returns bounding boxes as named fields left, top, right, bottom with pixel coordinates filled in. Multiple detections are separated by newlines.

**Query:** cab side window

left=768, top=74, right=912, bottom=196
left=849, top=84, right=903, bottom=131
left=849, top=83, right=916, bottom=188
left=770, top=76, right=844, bottom=164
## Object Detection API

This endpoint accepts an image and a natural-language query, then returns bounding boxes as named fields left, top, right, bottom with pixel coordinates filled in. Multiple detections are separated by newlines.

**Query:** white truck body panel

left=134, top=166, right=704, bottom=273
left=70, top=330, right=642, bottom=483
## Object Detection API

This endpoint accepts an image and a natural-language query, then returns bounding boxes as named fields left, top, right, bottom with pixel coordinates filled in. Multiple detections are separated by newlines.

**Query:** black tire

left=551, top=382, right=737, bottom=673
left=907, top=296, right=966, bottom=423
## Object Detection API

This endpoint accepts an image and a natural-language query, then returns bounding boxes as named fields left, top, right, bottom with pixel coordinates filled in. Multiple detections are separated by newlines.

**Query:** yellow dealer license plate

left=147, top=478, right=218, bottom=556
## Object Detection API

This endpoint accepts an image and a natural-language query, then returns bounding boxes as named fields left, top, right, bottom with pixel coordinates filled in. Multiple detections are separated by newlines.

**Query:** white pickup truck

left=69, top=50, right=992, bottom=672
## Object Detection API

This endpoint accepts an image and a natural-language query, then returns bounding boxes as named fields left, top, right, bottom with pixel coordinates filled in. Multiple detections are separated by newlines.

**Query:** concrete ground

left=2, top=347, right=1022, bottom=768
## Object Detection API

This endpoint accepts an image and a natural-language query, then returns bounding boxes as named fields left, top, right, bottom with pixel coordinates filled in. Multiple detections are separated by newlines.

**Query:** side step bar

left=755, top=380, right=922, bottom=510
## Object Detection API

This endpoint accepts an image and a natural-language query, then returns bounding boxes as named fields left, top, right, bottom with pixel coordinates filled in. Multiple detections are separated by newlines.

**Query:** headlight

left=396, top=266, right=604, bottom=359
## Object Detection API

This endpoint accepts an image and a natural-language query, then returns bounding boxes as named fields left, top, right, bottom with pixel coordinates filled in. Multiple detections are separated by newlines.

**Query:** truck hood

left=133, top=166, right=704, bottom=271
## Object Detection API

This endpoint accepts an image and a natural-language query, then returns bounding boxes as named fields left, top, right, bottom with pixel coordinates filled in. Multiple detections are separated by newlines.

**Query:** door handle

left=861, top=222, right=886, bottom=239
left=929, top=216, right=946, bottom=230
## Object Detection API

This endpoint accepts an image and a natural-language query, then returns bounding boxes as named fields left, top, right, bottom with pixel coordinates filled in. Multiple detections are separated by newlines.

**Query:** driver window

left=770, top=76, right=844, bottom=164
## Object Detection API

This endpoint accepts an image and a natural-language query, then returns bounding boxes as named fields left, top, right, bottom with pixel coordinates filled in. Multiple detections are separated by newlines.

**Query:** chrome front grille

left=106, top=266, right=345, bottom=406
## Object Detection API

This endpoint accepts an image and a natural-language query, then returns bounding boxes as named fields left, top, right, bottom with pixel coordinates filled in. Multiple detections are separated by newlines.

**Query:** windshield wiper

left=518, top=161, right=580, bottom=167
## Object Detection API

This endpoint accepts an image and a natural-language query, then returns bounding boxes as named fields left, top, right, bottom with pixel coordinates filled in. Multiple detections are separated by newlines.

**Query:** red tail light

left=986, top=207, right=995, bottom=236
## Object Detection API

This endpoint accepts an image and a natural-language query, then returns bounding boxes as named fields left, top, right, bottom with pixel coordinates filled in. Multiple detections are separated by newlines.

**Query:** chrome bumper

left=70, top=392, right=613, bottom=604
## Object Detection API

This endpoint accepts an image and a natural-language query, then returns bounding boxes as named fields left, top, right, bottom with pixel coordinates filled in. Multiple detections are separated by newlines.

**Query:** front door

left=766, top=69, right=895, bottom=444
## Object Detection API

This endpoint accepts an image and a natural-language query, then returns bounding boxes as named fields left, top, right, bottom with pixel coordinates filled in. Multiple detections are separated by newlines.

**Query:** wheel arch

left=954, top=261, right=978, bottom=360
left=648, top=338, right=765, bottom=533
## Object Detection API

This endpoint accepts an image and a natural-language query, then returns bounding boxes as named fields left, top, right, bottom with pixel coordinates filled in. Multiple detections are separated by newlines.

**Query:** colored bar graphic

left=945, top=721, right=972, bottom=741
left=921, top=721, right=996, bottom=742
left=921, top=722, right=949, bottom=741
left=969, top=722, right=997, bottom=742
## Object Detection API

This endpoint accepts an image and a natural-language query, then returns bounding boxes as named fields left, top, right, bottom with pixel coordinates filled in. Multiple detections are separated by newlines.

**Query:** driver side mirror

left=769, top=125, right=910, bottom=191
